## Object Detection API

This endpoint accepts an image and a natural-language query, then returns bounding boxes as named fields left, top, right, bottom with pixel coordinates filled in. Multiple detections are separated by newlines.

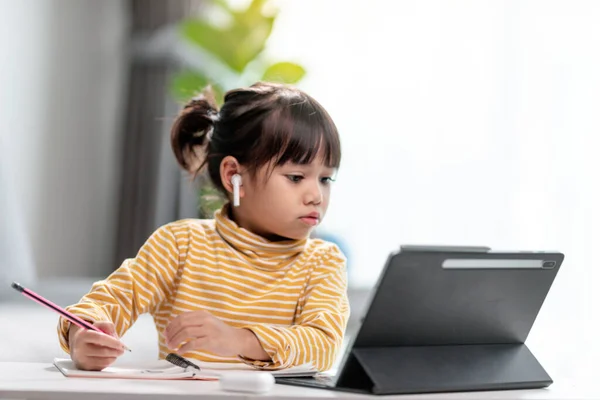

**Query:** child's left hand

left=163, top=310, right=245, bottom=356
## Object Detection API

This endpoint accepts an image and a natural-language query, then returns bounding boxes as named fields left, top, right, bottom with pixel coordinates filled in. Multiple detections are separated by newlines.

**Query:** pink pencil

left=11, top=281, right=131, bottom=352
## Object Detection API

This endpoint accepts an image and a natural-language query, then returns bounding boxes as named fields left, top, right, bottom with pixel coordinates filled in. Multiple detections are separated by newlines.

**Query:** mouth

left=299, top=213, right=320, bottom=226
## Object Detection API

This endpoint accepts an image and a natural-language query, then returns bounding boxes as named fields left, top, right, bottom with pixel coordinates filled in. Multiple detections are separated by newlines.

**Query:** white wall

left=265, top=0, right=600, bottom=371
left=0, top=1, right=128, bottom=278
left=266, top=0, right=600, bottom=281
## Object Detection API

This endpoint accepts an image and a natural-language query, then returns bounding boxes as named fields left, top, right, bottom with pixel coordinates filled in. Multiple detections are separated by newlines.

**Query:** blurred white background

left=1, top=0, right=598, bottom=375
left=267, top=0, right=600, bottom=286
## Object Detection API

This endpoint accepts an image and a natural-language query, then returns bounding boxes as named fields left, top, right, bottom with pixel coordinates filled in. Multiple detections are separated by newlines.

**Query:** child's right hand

left=68, top=321, right=124, bottom=371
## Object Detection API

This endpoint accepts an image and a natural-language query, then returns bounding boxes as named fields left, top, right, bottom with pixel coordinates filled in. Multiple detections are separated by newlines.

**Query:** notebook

left=53, top=358, right=317, bottom=381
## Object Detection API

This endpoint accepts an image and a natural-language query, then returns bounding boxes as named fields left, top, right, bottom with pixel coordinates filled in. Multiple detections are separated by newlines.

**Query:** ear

left=220, top=156, right=245, bottom=198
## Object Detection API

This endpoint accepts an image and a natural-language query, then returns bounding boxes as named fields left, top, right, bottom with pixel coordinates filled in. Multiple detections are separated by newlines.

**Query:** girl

left=57, top=82, right=349, bottom=372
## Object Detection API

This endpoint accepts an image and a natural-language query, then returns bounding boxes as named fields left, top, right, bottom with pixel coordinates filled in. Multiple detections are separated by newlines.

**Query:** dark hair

left=171, top=82, right=341, bottom=194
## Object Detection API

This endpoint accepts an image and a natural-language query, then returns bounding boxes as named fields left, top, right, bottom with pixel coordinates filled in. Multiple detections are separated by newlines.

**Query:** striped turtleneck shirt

left=57, top=205, right=350, bottom=371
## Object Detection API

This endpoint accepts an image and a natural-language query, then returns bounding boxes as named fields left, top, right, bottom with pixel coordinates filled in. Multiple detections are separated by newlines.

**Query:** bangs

left=257, top=97, right=341, bottom=170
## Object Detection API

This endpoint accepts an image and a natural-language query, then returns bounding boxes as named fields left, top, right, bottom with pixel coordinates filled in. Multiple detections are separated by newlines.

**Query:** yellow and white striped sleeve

left=240, top=245, right=350, bottom=372
left=57, top=224, right=181, bottom=353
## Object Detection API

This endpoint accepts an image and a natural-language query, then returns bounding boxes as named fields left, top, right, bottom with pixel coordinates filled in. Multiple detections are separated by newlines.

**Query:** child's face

left=236, top=151, right=336, bottom=241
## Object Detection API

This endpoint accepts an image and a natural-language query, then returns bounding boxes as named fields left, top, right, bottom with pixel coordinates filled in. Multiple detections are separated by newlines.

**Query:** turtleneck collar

left=214, top=204, right=308, bottom=270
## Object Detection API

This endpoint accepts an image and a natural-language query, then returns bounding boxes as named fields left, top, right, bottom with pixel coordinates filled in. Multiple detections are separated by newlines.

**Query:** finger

left=81, top=330, right=124, bottom=351
left=83, top=343, right=124, bottom=358
left=177, top=338, right=208, bottom=355
left=168, top=327, right=207, bottom=350
left=165, top=313, right=189, bottom=337
left=165, top=311, right=209, bottom=338
left=94, top=321, right=118, bottom=338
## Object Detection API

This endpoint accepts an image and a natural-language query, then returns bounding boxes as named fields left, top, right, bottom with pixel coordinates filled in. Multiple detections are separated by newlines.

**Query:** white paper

left=53, top=358, right=316, bottom=380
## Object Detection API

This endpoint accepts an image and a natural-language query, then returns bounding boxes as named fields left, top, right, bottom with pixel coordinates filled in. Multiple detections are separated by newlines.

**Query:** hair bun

left=171, top=87, right=219, bottom=173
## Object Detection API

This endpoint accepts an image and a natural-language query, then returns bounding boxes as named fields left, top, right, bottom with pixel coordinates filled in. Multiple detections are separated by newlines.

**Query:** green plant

left=170, top=0, right=306, bottom=217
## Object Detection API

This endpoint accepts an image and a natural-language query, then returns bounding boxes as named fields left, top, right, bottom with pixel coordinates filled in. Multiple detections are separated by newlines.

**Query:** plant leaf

left=198, top=180, right=226, bottom=218
left=169, top=70, right=224, bottom=105
left=180, top=0, right=276, bottom=73
left=262, top=62, right=306, bottom=84
left=180, top=20, right=240, bottom=72
left=229, top=15, right=274, bottom=72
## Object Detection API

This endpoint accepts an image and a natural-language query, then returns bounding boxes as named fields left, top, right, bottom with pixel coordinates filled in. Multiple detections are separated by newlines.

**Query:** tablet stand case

left=330, top=343, right=551, bottom=395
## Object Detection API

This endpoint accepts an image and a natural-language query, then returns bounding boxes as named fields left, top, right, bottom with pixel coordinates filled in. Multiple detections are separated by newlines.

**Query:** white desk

left=0, top=361, right=597, bottom=400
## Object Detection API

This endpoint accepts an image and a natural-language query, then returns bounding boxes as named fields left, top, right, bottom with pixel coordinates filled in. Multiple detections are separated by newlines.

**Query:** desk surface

left=0, top=361, right=597, bottom=400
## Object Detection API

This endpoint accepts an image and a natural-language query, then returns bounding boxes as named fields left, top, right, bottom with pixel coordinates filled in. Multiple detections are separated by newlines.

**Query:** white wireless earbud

left=231, top=174, right=242, bottom=207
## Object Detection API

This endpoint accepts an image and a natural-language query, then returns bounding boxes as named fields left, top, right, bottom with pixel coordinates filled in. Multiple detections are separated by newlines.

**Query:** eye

left=321, top=177, right=335, bottom=184
left=286, top=175, right=303, bottom=183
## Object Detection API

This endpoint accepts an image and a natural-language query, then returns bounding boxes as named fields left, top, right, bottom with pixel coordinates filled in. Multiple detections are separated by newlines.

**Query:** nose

left=303, top=179, right=323, bottom=205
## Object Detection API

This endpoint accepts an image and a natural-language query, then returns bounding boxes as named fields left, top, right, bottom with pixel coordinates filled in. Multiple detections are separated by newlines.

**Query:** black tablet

left=277, top=246, right=564, bottom=395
